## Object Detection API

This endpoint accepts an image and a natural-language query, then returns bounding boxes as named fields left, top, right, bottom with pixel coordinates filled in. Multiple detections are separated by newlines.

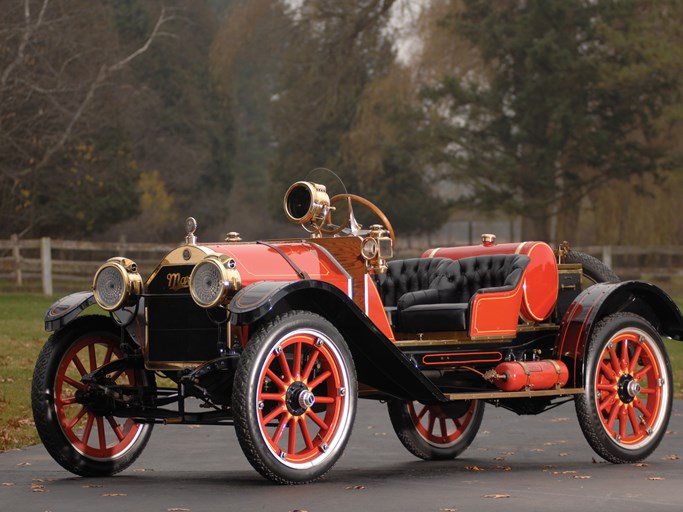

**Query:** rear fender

left=556, top=280, right=683, bottom=386
left=229, top=280, right=446, bottom=403
left=44, top=291, right=145, bottom=348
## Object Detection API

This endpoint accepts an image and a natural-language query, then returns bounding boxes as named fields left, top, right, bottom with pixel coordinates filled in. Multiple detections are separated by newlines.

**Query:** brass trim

left=444, top=388, right=584, bottom=401
left=557, top=263, right=582, bottom=273
left=517, top=323, right=560, bottom=332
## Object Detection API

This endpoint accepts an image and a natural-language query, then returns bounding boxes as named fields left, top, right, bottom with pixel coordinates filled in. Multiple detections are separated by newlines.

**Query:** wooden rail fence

left=0, top=236, right=173, bottom=295
left=1, top=236, right=683, bottom=295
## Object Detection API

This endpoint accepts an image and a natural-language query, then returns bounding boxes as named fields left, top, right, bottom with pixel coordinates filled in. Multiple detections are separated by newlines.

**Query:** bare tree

left=0, top=0, right=176, bottom=237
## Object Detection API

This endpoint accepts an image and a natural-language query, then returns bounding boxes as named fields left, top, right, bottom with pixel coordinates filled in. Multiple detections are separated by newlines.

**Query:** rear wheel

left=575, top=312, right=672, bottom=463
left=388, top=400, right=484, bottom=460
left=233, top=311, right=357, bottom=484
left=31, top=316, right=153, bottom=476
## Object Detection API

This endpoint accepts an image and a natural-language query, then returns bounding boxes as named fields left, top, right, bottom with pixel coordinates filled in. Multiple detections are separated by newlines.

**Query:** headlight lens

left=360, top=237, right=378, bottom=260
left=93, top=258, right=142, bottom=311
left=189, top=255, right=241, bottom=308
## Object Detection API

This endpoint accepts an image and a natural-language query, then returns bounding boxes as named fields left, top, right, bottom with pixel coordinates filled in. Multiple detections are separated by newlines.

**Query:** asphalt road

left=2, top=399, right=682, bottom=512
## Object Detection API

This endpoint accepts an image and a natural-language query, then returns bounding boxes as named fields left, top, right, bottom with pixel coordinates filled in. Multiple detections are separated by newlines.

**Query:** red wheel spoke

left=634, top=364, right=653, bottom=382
left=272, top=414, right=289, bottom=444
left=306, top=409, right=329, bottom=430
left=107, top=417, right=125, bottom=442
left=608, top=346, right=621, bottom=375
left=288, top=418, right=298, bottom=455
left=301, top=351, right=319, bottom=381
left=427, top=411, right=437, bottom=435
left=598, top=393, right=616, bottom=412
left=597, top=383, right=615, bottom=392
left=103, top=346, right=114, bottom=366
left=66, top=406, right=87, bottom=429
left=314, top=396, right=336, bottom=404
left=628, top=345, right=643, bottom=374
left=111, top=369, right=124, bottom=383
left=416, top=404, right=428, bottom=422
left=628, top=407, right=642, bottom=437
left=599, top=361, right=616, bottom=382
left=620, top=340, right=630, bottom=371
left=278, top=351, right=293, bottom=384
left=439, top=417, right=448, bottom=438
left=618, top=407, right=627, bottom=439
left=308, top=370, right=331, bottom=390
left=606, top=401, right=620, bottom=431
left=262, top=404, right=287, bottom=425
left=634, top=398, right=651, bottom=419
left=96, top=417, right=106, bottom=449
left=88, top=344, right=98, bottom=373
left=266, top=369, right=287, bottom=391
left=300, top=417, right=314, bottom=450
left=639, top=387, right=656, bottom=394
left=63, top=375, right=86, bottom=391
left=82, top=413, right=95, bottom=444
left=59, top=396, right=79, bottom=406
left=293, top=342, right=302, bottom=380
left=260, top=393, right=285, bottom=402
left=72, top=354, right=88, bottom=377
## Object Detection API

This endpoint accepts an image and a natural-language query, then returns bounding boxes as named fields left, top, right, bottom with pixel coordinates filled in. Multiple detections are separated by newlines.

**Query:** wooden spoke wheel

left=233, top=311, right=357, bottom=484
left=31, top=316, right=153, bottom=476
left=576, top=312, right=672, bottom=462
left=388, top=399, right=484, bottom=460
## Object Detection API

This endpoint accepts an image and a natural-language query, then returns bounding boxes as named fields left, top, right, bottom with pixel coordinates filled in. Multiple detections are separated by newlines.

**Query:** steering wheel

left=321, top=193, right=396, bottom=245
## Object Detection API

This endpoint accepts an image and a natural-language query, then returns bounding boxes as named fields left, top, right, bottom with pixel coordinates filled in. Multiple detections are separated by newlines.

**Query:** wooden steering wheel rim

left=322, top=193, right=395, bottom=244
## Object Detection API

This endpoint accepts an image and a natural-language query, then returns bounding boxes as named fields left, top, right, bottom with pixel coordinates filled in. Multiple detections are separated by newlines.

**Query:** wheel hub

left=617, top=374, right=640, bottom=404
left=285, top=381, right=315, bottom=416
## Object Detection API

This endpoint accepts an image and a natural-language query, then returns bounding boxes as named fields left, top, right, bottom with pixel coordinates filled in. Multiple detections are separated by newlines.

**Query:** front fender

left=45, top=291, right=97, bottom=332
left=229, top=280, right=446, bottom=403
left=556, top=280, right=683, bottom=387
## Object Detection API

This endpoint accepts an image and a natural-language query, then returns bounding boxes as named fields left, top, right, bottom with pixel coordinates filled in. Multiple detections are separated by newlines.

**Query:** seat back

left=430, top=254, right=530, bottom=303
left=377, top=257, right=450, bottom=307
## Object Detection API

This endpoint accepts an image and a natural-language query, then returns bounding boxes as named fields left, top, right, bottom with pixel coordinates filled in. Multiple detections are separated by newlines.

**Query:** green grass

left=1, top=292, right=683, bottom=452
left=0, top=293, right=56, bottom=450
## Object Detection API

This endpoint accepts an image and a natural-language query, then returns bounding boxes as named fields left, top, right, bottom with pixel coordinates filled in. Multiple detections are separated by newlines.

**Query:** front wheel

left=388, top=400, right=484, bottom=460
left=575, top=312, right=672, bottom=463
left=232, top=311, right=357, bottom=484
left=31, top=316, right=153, bottom=476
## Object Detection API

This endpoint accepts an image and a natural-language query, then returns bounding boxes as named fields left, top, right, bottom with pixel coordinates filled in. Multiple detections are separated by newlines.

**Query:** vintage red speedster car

left=32, top=172, right=682, bottom=484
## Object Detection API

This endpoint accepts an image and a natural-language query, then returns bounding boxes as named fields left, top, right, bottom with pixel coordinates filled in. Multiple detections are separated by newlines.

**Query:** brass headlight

left=189, top=255, right=242, bottom=308
left=92, top=257, right=143, bottom=311
left=283, top=181, right=330, bottom=228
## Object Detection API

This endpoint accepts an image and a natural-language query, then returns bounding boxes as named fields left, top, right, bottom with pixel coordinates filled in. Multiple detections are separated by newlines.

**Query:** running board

left=444, top=388, right=584, bottom=401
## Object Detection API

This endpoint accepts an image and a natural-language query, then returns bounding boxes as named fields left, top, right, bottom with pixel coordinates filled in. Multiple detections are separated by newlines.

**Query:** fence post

left=10, top=234, right=22, bottom=286
left=602, top=245, right=613, bottom=269
left=41, top=237, right=53, bottom=296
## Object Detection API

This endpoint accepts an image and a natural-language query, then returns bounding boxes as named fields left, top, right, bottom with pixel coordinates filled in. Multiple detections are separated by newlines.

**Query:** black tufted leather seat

left=378, top=254, right=530, bottom=333
left=376, top=257, right=453, bottom=308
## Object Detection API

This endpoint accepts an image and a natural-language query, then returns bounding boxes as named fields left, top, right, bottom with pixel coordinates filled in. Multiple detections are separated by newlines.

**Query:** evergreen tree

left=424, top=0, right=683, bottom=240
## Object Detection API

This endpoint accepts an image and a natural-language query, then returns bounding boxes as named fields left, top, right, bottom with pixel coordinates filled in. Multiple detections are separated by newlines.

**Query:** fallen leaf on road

left=632, top=463, right=649, bottom=467
left=101, top=493, right=128, bottom=497
left=16, top=462, right=31, bottom=467
left=2, top=483, right=15, bottom=486
left=81, top=485, right=104, bottom=488
left=647, top=477, right=665, bottom=481
left=483, top=494, right=511, bottom=499
left=168, top=508, right=191, bottom=511
left=573, top=475, right=592, bottom=479
left=465, top=466, right=484, bottom=471
left=664, top=455, right=680, bottom=461
left=345, top=485, right=365, bottom=490
left=553, top=470, right=576, bottom=475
